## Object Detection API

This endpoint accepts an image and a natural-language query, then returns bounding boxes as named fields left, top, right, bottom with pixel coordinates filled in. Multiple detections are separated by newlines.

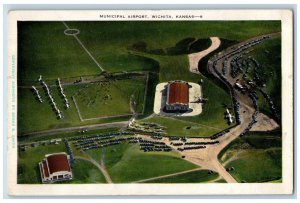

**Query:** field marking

left=72, top=96, right=84, bottom=121
left=64, top=28, right=80, bottom=36
left=62, top=21, right=105, bottom=72
left=72, top=95, right=132, bottom=121
left=141, top=72, right=150, bottom=115
left=71, top=74, right=148, bottom=122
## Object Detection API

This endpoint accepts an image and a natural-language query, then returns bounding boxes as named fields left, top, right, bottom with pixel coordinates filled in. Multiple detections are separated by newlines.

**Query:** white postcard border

left=7, top=9, right=294, bottom=196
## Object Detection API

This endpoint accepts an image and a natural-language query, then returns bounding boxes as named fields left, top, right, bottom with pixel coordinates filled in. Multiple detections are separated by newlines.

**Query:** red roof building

left=39, top=152, right=73, bottom=183
left=166, top=81, right=190, bottom=112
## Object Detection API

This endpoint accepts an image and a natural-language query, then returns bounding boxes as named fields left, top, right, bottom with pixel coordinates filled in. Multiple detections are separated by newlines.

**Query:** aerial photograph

left=17, top=20, right=282, bottom=184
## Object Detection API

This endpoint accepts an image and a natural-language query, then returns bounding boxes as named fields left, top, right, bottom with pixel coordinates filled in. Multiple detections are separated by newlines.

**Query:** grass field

left=86, top=143, right=199, bottom=183
left=18, top=21, right=281, bottom=82
left=18, top=143, right=69, bottom=184
left=144, top=170, right=219, bottom=183
left=18, top=76, right=147, bottom=134
left=17, top=142, right=108, bottom=184
left=18, top=128, right=120, bottom=143
left=18, top=21, right=281, bottom=135
left=218, top=131, right=282, bottom=183
left=144, top=116, right=220, bottom=137
left=70, top=159, right=107, bottom=183
left=225, top=149, right=281, bottom=183
left=18, top=85, right=80, bottom=133
left=75, top=77, right=146, bottom=118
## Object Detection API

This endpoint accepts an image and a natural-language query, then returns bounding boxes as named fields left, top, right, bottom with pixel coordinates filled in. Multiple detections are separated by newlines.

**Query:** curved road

left=180, top=33, right=280, bottom=183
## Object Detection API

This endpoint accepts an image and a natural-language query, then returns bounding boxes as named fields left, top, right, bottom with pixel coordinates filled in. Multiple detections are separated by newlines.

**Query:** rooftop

left=46, top=153, right=71, bottom=174
left=167, top=81, right=189, bottom=105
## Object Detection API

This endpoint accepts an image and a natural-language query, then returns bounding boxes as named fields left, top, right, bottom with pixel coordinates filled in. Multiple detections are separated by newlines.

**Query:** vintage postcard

left=7, top=9, right=293, bottom=195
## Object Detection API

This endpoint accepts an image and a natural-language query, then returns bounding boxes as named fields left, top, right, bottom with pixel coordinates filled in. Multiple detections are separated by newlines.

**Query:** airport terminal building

left=166, top=81, right=190, bottom=112
left=39, top=152, right=73, bottom=183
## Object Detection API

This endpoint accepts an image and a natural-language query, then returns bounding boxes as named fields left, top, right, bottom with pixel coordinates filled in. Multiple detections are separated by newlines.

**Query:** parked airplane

left=225, top=108, right=234, bottom=124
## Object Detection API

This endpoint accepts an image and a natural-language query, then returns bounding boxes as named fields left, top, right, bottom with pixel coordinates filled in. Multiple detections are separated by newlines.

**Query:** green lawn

left=177, top=74, right=234, bottom=129
left=144, top=170, right=219, bottom=183
left=18, top=127, right=120, bottom=143
left=86, top=143, right=199, bottom=183
left=18, top=85, right=81, bottom=134
left=70, top=159, right=107, bottom=183
left=17, top=142, right=107, bottom=184
left=18, top=77, right=147, bottom=134
left=68, top=21, right=280, bottom=59
left=18, top=143, right=68, bottom=184
left=18, top=21, right=280, bottom=135
left=18, top=22, right=101, bottom=82
left=225, top=149, right=282, bottom=183
left=75, top=77, right=146, bottom=118
left=242, top=131, right=281, bottom=149
left=144, top=116, right=219, bottom=137
left=18, top=21, right=281, bottom=83
left=218, top=131, right=282, bottom=183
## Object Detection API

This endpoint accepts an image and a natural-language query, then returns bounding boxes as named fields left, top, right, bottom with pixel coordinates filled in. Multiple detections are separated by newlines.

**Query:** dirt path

left=172, top=33, right=280, bottom=183
left=75, top=156, right=113, bottom=183
left=185, top=36, right=238, bottom=183
left=250, top=113, right=279, bottom=131
left=188, top=37, right=221, bottom=73
left=20, top=121, right=128, bottom=137
left=134, top=167, right=203, bottom=183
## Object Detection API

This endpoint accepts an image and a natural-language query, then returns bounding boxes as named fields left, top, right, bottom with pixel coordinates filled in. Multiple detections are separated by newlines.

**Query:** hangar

left=166, top=81, right=190, bottom=112
left=39, top=152, right=73, bottom=183
left=153, top=80, right=202, bottom=116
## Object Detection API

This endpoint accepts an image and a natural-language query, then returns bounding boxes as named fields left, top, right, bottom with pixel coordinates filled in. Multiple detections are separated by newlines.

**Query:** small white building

left=39, top=152, right=73, bottom=183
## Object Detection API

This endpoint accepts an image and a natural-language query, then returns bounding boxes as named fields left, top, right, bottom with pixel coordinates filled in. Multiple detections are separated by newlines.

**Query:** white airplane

left=235, top=82, right=244, bottom=89
left=225, top=108, right=234, bottom=124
